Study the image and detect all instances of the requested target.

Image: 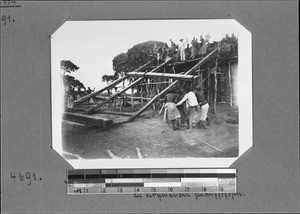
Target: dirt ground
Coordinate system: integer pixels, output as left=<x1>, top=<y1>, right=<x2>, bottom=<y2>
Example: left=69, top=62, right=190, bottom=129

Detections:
left=61, top=104, right=239, bottom=160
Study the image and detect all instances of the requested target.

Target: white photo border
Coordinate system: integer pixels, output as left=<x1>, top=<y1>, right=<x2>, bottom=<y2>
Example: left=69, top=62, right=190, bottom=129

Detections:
left=51, top=19, right=252, bottom=169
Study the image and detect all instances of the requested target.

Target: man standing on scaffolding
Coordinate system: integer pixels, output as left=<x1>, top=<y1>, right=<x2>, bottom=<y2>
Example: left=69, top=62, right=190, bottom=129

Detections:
left=179, top=38, right=188, bottom=61
left=191, top=37, right=198, bottom=59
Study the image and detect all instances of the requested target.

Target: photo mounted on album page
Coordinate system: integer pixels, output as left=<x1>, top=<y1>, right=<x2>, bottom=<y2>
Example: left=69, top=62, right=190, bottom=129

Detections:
left=51, top=19, right=252, bottom=169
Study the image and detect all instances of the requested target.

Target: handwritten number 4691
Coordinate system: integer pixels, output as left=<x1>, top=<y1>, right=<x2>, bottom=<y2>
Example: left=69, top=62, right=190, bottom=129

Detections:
left=11, top=171, right=38, bottom=185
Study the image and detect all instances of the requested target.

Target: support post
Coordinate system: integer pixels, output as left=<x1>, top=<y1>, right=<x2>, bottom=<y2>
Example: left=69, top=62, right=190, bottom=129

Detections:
left=131, top=87, right=134, bottom=110
left=198, top=65, right=201, bottom=86
left=119, top=96, right=123, bottom=112
left=207, top=67, right=210, bottom=104
left=214, top=59, right=218, bottom=113
left=146, top=79, right=150, bottom=98
left=140, top=85, right=143, bottom=103
left=228, top=61, right=233, bottom=107
left=156, top=78, right=160, bottom=95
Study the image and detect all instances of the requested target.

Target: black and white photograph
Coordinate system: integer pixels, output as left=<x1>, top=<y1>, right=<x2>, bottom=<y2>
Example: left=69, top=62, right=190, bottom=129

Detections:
left=2, top=1, right=298, bottom=213
left=51, top=19, right=252, bottom=168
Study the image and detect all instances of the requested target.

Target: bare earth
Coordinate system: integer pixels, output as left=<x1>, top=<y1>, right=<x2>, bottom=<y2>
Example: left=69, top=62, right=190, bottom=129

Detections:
left=62, top=105, right=239, bottom=159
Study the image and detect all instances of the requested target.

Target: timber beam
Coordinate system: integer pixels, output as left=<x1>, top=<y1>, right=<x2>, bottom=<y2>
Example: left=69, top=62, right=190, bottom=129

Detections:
left=126, top=72, right=196, bottom=81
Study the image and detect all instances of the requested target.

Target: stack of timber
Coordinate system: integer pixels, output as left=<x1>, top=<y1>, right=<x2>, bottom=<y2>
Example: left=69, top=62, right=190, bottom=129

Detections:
left=63, top=112, right=113, bottom=128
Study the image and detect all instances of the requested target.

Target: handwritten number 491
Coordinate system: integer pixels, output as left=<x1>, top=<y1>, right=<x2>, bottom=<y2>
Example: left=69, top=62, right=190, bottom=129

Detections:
left=11, top=171, right=37, bottom=185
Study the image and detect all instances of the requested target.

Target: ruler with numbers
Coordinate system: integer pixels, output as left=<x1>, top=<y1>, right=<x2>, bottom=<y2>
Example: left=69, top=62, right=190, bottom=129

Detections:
left=67, top=169, right=236, bottom=194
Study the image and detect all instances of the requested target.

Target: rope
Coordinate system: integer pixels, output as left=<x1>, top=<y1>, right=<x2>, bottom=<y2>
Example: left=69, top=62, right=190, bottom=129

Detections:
left=185, top=132, right=223, bottom=153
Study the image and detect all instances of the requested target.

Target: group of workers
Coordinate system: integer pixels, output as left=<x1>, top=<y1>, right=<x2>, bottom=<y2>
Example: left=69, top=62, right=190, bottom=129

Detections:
left=153, top=35, right=209, bottom=64
left=163, top=85, right=209, bottom=131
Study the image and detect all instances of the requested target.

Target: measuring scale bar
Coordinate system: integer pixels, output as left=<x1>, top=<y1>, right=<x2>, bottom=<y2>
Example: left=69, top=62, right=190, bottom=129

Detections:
left=67, top=169, right=236, bottom=194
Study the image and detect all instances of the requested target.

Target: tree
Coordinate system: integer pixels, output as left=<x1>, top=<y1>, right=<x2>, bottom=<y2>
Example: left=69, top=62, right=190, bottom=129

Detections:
left=63, top=75, right=86, bottom=91
left=102, top=74, right=118, bottom=84
left=60, top=60, right=86, bottom=96
left=112, top=53, right=131, bottom=77
left=60, top=60, right=80, bottom=74
left=112, top=40, right=167, bottom=77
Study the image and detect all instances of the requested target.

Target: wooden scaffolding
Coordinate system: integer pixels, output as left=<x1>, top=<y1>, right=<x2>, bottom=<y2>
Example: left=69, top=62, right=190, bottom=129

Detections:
left=66, top=47, right=225, bottom=126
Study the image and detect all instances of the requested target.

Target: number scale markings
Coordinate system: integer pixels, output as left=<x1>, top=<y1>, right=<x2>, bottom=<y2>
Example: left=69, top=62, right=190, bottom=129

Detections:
left=67, top=169, right=236, bottom=194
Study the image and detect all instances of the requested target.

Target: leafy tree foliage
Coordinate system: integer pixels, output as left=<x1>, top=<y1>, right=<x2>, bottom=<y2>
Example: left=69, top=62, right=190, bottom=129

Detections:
left=60, top=60, right=86, bottom=94
left=112, top=53, right=130, bottom=77
left=112, top=41, right=167, bottom=77
left=60, top=60, right=80, bottom=73
left=63, top=75, right=86, bottom=91
left=102, top=74, right=118, bottom=84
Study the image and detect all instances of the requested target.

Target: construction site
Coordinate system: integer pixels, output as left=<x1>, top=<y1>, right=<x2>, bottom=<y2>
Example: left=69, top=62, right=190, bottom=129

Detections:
left=61, top=41, right=239, bottom=160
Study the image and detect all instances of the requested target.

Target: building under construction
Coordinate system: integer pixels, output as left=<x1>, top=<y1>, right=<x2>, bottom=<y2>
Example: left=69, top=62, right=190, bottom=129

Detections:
left=63, top=42, right=238, bottom=128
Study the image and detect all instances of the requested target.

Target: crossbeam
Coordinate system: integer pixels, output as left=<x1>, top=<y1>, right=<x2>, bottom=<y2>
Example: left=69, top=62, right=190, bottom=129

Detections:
left=126, top=72, right=196, bottom=81
left=128, top=48, right=218, bottom=122
left=84, top=58, right=173, bottom=115
left=73, top=61, right=152, bottom=107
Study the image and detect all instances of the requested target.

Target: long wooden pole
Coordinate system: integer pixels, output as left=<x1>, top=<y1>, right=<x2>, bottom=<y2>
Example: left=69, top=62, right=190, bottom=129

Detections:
left=185, top=132, right=223, bottom=152
left=214, top=59, right=218, bottom=113
left=207, top=67, right=210, bottom=104
left=146, top=79, right=150, bottom=98
left=228, top=61, right=233, bottom=107
left=198, top=65, right=201, bottom=86
left=127, top=72, right=195, bottom=81
left=84, top=58, right=173, bottom=115
left=128, top=48, right=218, bottom=122
left=131, top=87, right=134, bottom=110
left=73, top=61, right=152, bottom=107
left=140, top=85, right=143, bottom=103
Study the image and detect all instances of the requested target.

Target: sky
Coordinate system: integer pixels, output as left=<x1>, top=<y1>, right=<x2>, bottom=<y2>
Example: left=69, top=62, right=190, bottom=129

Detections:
left=51, top=19, right=240, bottom=90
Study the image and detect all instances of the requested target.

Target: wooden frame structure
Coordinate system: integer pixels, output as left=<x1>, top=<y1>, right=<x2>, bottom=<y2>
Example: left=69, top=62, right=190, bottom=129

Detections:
left=128, top=48, right=218, bottom=122
left=67, top=46, right=233, bottom=126
left=83, top=58, right=173, bottom=115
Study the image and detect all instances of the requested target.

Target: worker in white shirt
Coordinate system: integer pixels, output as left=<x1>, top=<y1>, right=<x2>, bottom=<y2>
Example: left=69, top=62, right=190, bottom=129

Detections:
left=176, top=86, right=200, bottom=130
left=179, top=38, right=188, bottom=61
